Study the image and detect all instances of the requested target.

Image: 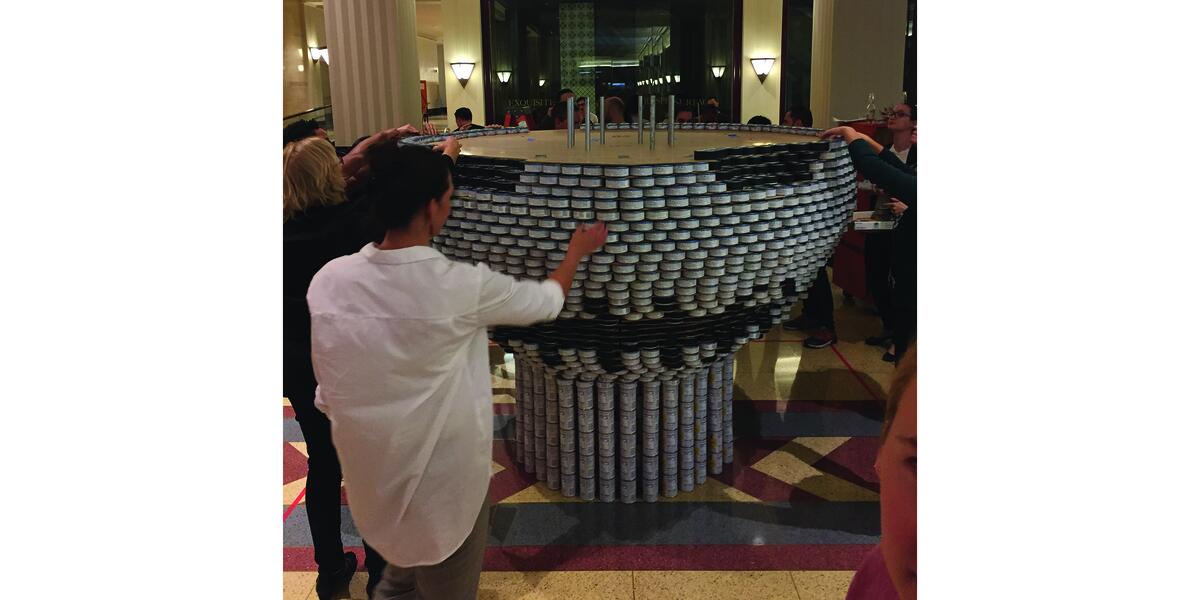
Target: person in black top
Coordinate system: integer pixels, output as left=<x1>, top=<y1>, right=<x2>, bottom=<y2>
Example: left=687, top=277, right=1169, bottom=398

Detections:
left=453, top=107, right=485, bottom=131
left=284, top=133, right=462, bottom=599
left=864, top=103, right=917, bottom=360
left=783, top=105, right=814, bottom=128
left=821, top=125, right=917, bottom=362
left=747, top=115, right=772, bottom=125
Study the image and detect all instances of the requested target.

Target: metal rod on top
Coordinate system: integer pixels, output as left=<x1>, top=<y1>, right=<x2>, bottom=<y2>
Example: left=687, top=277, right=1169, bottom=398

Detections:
left=668, top=94, right=675, bottom=147
left=584, top=96, right=592, bottom=151
left=567, top=95, right=575, bottom=148
left=637, top=96, right=644, bottom=144
left=649, top=95, right=656, bottom=150
left=599, top=95, right=605, bottom=144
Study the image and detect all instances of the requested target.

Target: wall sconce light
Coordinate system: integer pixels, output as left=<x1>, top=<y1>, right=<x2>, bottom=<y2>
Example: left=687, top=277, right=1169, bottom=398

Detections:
left=673, top=74, right=681, bottom=83
left=750, top=57, right=775, bottom=82
left=538, top=78, right=546, bottom=87
left=497, top=70, right=512, bottom=84
left=711, top=65, right=726, bottom=78
left=450, top=61, right=475, bottom=84
left=309, top=47, right=329, bottom=64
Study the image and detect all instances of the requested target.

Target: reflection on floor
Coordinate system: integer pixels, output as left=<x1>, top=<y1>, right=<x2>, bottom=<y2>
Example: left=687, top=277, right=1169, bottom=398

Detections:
left=284, top=279, right=894, bottom=599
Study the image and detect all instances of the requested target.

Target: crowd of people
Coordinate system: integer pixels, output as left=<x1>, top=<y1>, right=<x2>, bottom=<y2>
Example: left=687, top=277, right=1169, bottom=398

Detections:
left=282, top=99, right=917, bottom=599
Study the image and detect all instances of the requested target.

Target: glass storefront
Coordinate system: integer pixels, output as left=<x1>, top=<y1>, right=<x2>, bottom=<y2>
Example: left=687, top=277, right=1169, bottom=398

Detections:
left=484, top=0, right=737, bottom=127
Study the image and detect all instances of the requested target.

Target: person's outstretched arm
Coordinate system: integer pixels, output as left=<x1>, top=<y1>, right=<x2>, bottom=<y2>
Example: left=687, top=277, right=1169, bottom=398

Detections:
left=471, top=222, right=608, bottom=327
left=822, top=127, right=916, bottom=206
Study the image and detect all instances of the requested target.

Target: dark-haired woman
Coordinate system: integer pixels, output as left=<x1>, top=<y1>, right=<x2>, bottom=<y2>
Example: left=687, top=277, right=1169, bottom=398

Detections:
left=307, top=140, right=608, bottom=600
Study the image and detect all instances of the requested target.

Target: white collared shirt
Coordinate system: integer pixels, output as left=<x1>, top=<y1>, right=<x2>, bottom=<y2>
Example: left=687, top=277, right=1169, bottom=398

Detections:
left=307, top=244, right=563, bottom=567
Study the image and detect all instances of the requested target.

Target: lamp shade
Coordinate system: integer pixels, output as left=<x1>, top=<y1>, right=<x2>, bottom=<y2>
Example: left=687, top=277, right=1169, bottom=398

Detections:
left=450, top=62, right=475, bottom=82
left=749, top=58, right=775, bottom=78
left=497, top=70, right=512, bottom=83
left=711, top=65, right=726, bottom=78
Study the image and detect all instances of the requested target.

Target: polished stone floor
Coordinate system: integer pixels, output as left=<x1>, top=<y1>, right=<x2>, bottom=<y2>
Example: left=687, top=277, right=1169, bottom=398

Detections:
left=284, top=275, right=895, bottom=599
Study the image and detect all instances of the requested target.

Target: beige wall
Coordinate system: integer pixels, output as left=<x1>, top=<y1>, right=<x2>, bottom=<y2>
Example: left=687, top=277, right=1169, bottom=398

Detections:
left=740, top=0, right=784, bottom=124
left=325, top=0, right=424, bottom=142
left=442, top=0, right=485, bottom=125
left=826, top=0, right=907, bottom=123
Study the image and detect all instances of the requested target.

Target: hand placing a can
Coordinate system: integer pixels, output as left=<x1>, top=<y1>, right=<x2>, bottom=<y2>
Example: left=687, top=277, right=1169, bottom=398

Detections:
left=568, top=221, right=610, bottom=259
left=549, top=222, right=609, bottom=295
left=432, top=136, right=461, bottom=163
left=820, top=126, right=868, bottom=143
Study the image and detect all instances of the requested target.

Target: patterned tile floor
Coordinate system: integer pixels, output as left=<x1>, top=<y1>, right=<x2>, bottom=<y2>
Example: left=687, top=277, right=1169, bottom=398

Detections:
left=284, top=280, right=894, bottom=599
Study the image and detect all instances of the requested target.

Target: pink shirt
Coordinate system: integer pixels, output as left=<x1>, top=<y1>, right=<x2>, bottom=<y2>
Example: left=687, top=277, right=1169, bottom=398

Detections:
left=844, top=544, right=900, bottom=600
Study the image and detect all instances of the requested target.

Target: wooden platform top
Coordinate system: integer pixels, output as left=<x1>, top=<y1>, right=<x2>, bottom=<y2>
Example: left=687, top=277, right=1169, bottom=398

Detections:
left=458, top=128, right=822, bottom=165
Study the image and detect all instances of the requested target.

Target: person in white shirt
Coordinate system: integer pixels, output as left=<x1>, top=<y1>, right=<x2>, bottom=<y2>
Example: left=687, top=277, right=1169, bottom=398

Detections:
left=307, top=138, right=607, bottom=600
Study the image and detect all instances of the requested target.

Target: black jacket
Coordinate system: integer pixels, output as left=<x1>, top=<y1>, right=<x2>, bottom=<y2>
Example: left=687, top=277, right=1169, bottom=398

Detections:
left=849, top=139, right=917, bottom=308
left=283, top=199, right=373, bottom=351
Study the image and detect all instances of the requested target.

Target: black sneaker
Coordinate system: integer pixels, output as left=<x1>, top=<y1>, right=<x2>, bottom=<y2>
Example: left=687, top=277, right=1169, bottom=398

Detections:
left=315, top=552, right=357, bottom=600
left=803, top=329, right=838, bottom=349
left=781, top=315, right=818, bottom=332
left=865, top=332, right=893, bottom=348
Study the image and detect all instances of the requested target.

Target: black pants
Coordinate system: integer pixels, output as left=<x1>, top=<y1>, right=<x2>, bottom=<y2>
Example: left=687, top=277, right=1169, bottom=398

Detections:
left=285, top=345, right=385, bottom=580
left=892, top=307, right=917, bottom=362
left=802, top=264, right=835, bottom=329
left=864, top=233, right=894, bottom=332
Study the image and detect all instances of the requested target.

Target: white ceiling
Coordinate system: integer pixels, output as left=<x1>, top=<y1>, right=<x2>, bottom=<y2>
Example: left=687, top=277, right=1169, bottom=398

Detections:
left=303, top=0, right=443, bottom=43
left=415, top=0, right=443, bottom=42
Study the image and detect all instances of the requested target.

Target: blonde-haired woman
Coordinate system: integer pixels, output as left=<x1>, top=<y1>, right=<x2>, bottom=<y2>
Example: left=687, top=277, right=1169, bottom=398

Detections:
left=284, top=134, right=389, bottom=599
left=284, top=136, right=347, bottom=221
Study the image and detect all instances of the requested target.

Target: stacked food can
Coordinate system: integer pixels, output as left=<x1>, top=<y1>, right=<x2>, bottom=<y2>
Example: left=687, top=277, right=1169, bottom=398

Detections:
left=410, top=124, right=856, bottom=501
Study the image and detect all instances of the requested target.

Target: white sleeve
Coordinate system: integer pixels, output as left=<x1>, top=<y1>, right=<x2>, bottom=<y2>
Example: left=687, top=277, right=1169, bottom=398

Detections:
left=471, top=262, right=564, bottom=327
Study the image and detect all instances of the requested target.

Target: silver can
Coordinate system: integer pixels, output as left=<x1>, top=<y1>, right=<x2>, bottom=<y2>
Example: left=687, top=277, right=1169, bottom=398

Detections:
left=620, top=434, right=638, bottom=458
left=598, top=430, right=616, bottom=456
left=579, top=476, right=596, bottom=501
left=642, top=479, right=659, bottom=502
left=579, top=452, right=596, bottom=478
left=642, top=411, right=660, bottom=434
left=577, top=406, right=595, bottom=433
left=619, top=410, right=638, bottom=434
left=620, top=478, right=637, bottom=504
left=598, top=408, right=615, bottom=433
left=599, top=476, right=617, bottom=502
left=680, top=468, right=695, bottom=491
left=557, top=378, right=576, bottom=407
left=680, top=444, right=695, bottom=471
left=559, top=405, right=576, bottom=430
left=577, top=381, right=595, bottom=410
left=620, top=455, right=638, bottom=478
left=643, top=432, right=660, bottom=455
left=599, top=454, right=616, bottom=479
left=547, top=466, right=561, bottom=489
left=663, top=432, right=679, bottom=454
left=662, top=378, right=680, bottom=408
left=578, top=430, right=595, bottom=455
left=662, top=406, right=679, bottom=430
left=561, top=475, right=577, bottom=497
left=560, top=451, right=576, bottom=475
left=619, top=381, right=638, bottom=411
left=560, top=429, right=576, bottom=453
